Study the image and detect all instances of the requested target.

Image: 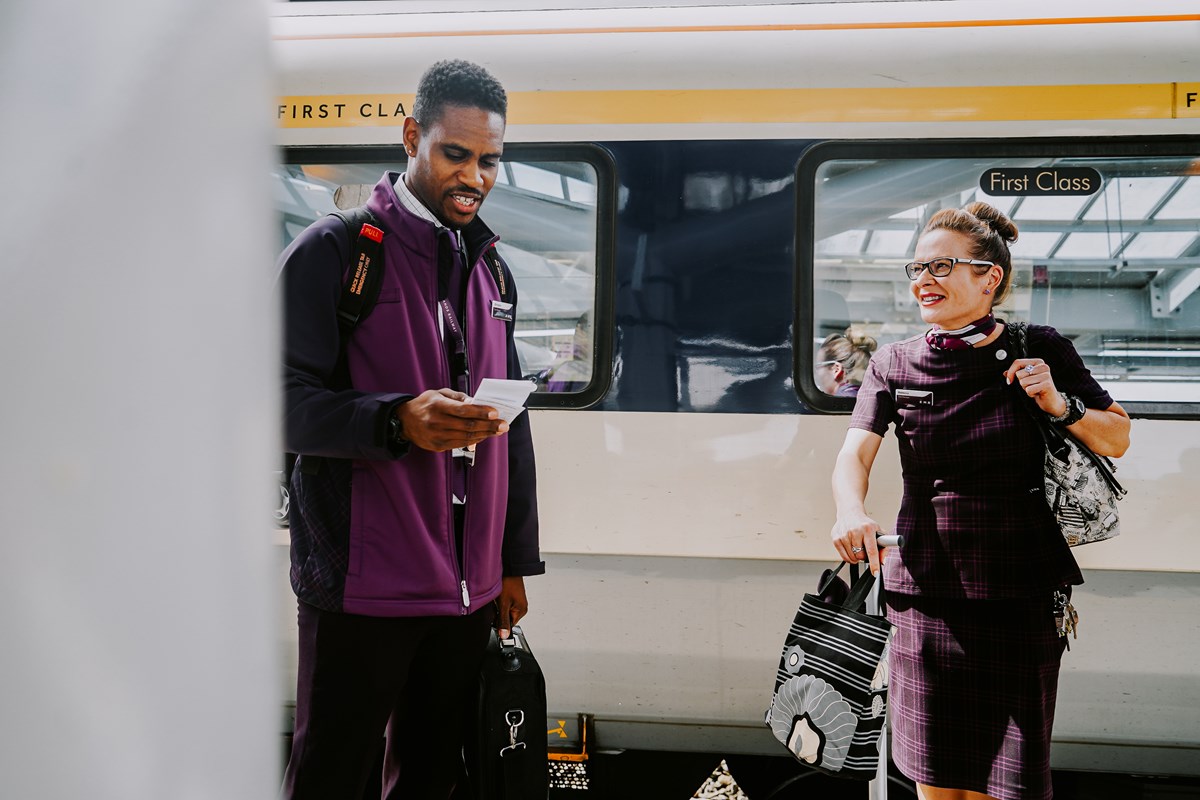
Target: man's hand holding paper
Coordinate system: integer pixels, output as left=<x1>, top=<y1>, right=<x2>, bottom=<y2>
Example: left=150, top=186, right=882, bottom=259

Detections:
left=466, top=378, right=537, bottom=424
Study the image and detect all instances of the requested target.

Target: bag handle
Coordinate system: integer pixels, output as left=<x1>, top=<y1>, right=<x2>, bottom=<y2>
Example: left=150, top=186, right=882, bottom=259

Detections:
left=817, top=532, right=903, bottom=611
left=1009, top=322, right=1126, bottom=497
left=1009, top=322, right=1071, bottom=462
left=818, top=560, right=877, bottom=613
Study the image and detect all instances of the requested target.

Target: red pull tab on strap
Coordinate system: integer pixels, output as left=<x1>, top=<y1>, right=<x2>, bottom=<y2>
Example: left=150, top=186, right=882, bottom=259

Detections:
left=359, top=223, right=384, bottom=243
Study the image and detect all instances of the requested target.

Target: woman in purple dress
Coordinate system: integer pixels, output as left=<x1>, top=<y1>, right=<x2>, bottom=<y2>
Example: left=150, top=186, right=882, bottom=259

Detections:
left=829, top=202, right=1130, bottom=800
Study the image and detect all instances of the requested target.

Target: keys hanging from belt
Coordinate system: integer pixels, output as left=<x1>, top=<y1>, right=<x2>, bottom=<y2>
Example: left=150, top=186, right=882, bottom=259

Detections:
left=1053, top=590, right=1079, bottom=647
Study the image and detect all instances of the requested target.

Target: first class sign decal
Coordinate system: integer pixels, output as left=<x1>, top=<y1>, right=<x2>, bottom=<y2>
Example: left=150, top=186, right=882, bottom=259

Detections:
left=278, top=95, right=413, bottom=128
left=980, top=167, right=1102, bottom=196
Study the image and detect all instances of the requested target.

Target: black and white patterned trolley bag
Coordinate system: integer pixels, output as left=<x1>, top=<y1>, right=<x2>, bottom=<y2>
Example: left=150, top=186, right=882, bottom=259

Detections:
left=765, top=562, right=893, bottom=780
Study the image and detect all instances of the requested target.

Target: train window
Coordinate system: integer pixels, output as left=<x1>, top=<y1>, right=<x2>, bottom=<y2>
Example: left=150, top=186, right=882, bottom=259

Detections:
left=795, top=139, right=1200, bottom=418
left=276, top=146, right=614, bottom=409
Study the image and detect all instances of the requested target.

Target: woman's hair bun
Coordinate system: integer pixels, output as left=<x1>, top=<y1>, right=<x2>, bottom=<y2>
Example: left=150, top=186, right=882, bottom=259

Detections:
left=964, top=201, right=1018, bottom=243
left=844, top=327, right=877, bottom=355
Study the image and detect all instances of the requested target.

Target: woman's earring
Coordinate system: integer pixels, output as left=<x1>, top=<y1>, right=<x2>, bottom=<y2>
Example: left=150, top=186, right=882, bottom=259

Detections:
left=983, top=288, right=992, bottom=295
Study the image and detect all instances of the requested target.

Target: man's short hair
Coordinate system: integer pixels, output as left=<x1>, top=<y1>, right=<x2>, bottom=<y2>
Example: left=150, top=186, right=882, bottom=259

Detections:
left=412, top=60, right=507, bottom=126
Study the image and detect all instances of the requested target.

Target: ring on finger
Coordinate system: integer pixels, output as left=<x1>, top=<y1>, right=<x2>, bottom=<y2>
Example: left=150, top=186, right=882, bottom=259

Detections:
left=851, top=546, right=864, bottom=554
left=1024, top=364, right=1036, bottom=373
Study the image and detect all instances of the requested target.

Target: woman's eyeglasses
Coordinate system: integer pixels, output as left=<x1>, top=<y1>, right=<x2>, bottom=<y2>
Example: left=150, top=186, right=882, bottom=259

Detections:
left=903, top=257, right=997, bottom=281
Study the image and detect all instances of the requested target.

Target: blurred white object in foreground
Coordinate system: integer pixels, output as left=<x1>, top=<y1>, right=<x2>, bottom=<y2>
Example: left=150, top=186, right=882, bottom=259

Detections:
left=0, top=2, right=276, bottom=798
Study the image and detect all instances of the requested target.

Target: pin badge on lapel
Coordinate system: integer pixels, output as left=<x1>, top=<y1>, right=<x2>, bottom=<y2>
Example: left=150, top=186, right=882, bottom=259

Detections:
left=490, top=300, right=514, bottom=322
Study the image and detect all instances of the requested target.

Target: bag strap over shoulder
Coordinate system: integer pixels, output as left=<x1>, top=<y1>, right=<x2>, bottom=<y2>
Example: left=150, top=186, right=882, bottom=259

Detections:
left=292, top=207, right=386, bottom=480
left=1009, top=321, right=1126, bottom=497
left=482, top=245, right=513, bottom=306
left=1009, top=322, right=1069, bottom=460
left=330, top=207, right=386, bottom=337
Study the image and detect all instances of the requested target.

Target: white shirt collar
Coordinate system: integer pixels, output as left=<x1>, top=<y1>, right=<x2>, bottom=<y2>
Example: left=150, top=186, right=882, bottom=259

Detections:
left=394, top=173, right=445, bottom=230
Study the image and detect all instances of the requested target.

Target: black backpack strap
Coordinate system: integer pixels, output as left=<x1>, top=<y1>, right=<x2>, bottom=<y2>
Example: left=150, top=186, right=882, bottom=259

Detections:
left=294, top=208, right=387, bottom=480
left=481, top=245, right=513, bottom=305
left=330, top=207, right=386, bottom=337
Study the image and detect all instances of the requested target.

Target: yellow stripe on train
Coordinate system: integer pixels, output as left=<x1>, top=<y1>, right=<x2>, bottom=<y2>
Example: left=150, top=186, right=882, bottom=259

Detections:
left=278, top=83, right=1192, bottom=129
left=1177, top=84, right=1200, bottom=118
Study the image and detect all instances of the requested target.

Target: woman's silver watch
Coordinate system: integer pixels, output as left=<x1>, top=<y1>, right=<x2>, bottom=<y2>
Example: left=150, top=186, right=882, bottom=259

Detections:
left=1048, top=392, right=1086, bottom=426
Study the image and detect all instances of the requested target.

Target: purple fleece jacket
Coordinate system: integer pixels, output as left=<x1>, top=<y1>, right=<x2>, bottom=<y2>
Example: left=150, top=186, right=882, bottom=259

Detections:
left=280, top=173, right=543, bottom=617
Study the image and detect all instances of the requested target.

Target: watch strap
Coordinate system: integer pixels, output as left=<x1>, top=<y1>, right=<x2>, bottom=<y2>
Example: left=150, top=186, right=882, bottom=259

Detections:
left=386, top=406, right=411, bottom=457
left=1048, top=392, right=1085, bottom=426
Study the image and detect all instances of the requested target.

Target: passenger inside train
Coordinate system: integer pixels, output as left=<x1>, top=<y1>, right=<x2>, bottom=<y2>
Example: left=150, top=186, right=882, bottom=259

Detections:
left=814, top=330, right=877, bottom=398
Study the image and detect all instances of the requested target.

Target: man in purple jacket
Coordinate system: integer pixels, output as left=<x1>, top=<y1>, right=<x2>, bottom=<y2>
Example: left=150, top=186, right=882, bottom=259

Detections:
left=278, top=60, right=543, bottom=799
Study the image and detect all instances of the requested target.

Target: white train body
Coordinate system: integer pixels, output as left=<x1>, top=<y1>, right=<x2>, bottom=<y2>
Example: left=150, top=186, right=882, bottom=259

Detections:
left=271, top=1, right=1200, bottom=775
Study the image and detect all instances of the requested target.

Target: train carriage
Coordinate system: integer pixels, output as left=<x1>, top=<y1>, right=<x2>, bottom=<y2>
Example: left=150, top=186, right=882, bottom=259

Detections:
left=271, top=0, right=1200, bottom=782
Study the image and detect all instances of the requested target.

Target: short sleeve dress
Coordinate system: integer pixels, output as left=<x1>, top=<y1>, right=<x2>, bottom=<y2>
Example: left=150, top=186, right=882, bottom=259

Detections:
left=848, top=322, right=1114, bottom=800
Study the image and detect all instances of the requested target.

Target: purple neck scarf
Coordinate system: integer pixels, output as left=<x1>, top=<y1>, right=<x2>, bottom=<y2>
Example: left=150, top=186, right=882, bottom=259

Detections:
left=925, top=314, right=997, bottom=351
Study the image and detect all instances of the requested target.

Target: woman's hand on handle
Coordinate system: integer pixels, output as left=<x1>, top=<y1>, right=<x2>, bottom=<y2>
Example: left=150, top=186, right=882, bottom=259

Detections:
left=831, top=428, right=886, bottom=575
left=831, top=514, right=885, bottom=576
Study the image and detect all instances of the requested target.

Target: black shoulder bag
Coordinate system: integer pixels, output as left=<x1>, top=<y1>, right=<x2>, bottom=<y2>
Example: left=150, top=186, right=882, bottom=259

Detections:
left=466, top=625, right=549, bottom=800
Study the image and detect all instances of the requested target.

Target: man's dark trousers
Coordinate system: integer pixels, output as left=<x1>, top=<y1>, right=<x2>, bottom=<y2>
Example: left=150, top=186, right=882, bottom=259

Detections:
left=281, top=600, right=494, bottom=800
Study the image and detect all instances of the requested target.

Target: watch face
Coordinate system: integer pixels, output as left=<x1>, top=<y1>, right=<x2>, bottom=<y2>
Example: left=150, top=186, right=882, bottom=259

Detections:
left=1062, top=394, right=1086, bottom=425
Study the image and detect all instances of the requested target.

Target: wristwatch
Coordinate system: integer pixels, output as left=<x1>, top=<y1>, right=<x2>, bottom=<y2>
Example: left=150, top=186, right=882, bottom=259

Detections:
left=386, top=413, right=411, bottom=456
left=1048, top=392, right=1086, bottom=426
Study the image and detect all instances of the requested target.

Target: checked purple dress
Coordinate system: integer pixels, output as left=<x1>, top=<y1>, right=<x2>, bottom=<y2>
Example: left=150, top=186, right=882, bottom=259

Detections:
left=849, top=322, right=1113, bottom=800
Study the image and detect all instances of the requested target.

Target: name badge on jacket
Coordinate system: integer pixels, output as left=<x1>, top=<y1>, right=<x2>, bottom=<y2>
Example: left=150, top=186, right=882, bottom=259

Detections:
left=895, top=389, right=933, bottom=408
left=490, top=300, right=514, bottom=322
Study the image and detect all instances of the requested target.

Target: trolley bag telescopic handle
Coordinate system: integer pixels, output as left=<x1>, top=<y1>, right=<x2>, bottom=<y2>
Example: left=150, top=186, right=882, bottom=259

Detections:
left=876, top=534, right=903, bottom=549
left=869, top=533, right=901, bottom=800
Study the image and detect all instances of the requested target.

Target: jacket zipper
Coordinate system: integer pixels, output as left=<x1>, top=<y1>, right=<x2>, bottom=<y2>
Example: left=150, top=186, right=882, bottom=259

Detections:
left=443, top=229, right=500, bottom=615
left=442, top=229, right=473, bottom=615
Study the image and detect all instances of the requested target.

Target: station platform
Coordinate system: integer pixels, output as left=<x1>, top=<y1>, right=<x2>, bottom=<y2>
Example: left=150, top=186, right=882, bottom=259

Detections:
left=559, top=750, right=1200, bottom=800
left=283, top=735, right=1200, bottom=798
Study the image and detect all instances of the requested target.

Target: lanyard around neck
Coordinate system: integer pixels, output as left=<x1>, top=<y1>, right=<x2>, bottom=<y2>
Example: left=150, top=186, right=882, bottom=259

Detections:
left=440, top=231, right=470, bottom=393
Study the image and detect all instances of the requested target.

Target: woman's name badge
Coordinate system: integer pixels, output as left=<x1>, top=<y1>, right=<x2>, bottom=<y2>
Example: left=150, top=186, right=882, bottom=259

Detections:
left=895, top=389, right=933, bottom=408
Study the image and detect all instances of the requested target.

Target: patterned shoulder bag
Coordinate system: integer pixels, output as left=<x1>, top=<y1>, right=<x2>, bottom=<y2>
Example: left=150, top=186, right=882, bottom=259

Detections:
left=1010, top=322, right=1127, bottom=546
